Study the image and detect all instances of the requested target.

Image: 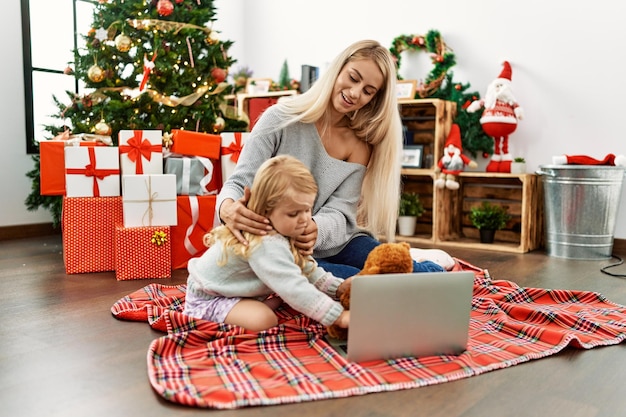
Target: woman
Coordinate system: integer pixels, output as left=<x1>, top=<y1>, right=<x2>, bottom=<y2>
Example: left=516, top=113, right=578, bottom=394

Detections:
left=217, top=39, right=443, bottom=277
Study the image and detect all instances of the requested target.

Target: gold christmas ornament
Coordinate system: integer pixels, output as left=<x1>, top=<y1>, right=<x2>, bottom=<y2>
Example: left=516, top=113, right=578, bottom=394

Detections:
left=94, top=120, right=112, bottom=136
left=206, top=30, right=219, bottom=45
left=88, top=64, right=105, bottom=83
left=115, top=34, right=132, bottom=52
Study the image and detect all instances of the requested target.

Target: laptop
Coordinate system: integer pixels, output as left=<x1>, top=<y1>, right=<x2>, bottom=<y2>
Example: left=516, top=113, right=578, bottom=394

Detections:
left=326, top=271, right=475, bottom=363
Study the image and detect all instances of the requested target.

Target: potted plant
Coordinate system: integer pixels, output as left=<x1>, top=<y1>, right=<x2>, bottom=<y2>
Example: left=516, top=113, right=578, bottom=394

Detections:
left=469, top=201, right=511, bottom=243
left=510, top=157, right=526, bottom=174
left=398, top=192, right=424, bottom=236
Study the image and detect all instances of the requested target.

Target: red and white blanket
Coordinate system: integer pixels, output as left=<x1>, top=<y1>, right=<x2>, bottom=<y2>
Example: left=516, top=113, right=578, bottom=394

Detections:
left=111, top=260, right=626, bottom=409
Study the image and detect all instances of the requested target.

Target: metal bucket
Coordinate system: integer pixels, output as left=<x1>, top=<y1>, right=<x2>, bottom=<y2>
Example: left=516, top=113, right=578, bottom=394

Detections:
left=536, top=165, right=625, bottom=260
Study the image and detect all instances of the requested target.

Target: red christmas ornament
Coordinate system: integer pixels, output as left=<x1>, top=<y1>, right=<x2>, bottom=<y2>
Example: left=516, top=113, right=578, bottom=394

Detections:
left=175, top=0, right=183, bottom=3
left=157, top=0, right=174, bottom=16
left=211, top=67, right=227, bottom=83
left=455, top=84, right=462, bottom=91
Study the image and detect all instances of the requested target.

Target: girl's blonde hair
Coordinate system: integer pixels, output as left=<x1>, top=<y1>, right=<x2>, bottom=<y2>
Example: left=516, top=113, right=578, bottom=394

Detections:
left=207, top=155, right=318, bottom=270
left=267, top=39, right=402, bottom=241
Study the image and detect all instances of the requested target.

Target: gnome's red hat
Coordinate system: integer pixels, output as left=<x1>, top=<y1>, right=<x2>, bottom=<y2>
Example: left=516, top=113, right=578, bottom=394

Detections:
left=445, top=124, right=462, bottom=149
left=497, top=61, right=512, bottom=83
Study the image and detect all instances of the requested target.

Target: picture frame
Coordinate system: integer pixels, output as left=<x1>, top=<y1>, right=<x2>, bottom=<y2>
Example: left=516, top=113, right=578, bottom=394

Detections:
left=246, top=78, right=272, bottom=94
left=396, top=80, right=417, bottom=100
left=402, top=145, right=424, bottom=168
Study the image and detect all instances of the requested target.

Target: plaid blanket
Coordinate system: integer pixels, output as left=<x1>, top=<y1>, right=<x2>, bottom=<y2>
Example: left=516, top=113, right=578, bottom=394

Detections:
left=111, top=259, right=626, bottom=409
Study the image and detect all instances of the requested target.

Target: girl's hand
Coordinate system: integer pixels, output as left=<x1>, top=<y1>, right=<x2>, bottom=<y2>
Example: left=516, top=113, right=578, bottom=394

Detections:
left=334, top=310, right=350, bottom=328
left=295, top=220, right=318, bottom=255
left=219, top=186, right=272, bottom=245
left=336, top=276, right=353, bottom=300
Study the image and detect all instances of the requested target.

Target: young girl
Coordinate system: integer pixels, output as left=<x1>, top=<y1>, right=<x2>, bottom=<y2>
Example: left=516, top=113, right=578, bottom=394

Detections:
left=184, top=155, right=350, bottom=332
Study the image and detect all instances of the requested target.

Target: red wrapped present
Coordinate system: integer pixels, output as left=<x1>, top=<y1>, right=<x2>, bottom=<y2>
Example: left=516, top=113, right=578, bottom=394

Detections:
left=170, top=129, right=221, bottom=159
left=248, top=97, right=280, bottom=130
left=62, top=196, right=123, bottom=274
left=65, top=146, right=120, bottom=197
left=39, top=134, right=111, bottom=196
left=119, top=130, right=163, bottom=175
left=114, top=225, right=172, bottom=280
left=170, top=195, right=216, bottom=269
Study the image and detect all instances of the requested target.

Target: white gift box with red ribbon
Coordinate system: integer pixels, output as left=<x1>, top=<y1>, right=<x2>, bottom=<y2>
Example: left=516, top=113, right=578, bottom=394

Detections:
left=122, top=174, right=178, bottom=227
left=118, top=130, right=163, bottom=176
left=64, top=146, right=121, bottom=197
left=220, top=132, right=250, bottom=182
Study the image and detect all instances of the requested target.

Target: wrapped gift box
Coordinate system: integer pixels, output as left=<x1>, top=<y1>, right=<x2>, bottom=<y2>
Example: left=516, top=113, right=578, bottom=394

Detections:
left=122, top=174, right=177, bottom=227
left=170, top=129, right=221, bottom=160
left=64, top=146, right=120, bottom=197
left=170, top=195, right=216, bottom=269
left=62, top=196, right=123, bottom=274
left=39, top=136, right=110, bottom=196
left=114, top=225, right=172, bottom=280
left=164, top=155, right=219, bottom=196
left=118, top=130, right=163, bottom=175
left=220, top=132, right=249, bottom=182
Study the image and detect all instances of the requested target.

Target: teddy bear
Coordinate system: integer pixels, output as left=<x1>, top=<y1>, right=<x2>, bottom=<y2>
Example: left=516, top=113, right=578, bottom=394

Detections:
left=326, top=241, right=414, bottom=340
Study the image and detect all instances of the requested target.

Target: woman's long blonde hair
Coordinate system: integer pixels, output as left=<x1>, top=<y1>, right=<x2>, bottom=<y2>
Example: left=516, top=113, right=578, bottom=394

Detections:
left=207, top=155, right=318, bottom=271
left=270, top=40, right=402, bottom=241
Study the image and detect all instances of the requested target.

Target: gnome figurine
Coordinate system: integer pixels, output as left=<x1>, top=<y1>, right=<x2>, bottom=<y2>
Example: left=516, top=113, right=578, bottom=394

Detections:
left=467, top=61, right=524, bottom=173
left=434, top=124, right=477, bottom=190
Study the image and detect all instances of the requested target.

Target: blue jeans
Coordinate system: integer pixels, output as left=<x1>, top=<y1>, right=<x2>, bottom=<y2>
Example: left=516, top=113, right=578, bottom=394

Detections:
left=315, top=235, right=444, bottom=279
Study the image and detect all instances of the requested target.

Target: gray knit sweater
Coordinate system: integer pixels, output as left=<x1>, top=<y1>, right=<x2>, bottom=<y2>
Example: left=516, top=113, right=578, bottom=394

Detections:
left=187, top=233, right=344, bottom=326
left=217, top=105, right=371, bottom=258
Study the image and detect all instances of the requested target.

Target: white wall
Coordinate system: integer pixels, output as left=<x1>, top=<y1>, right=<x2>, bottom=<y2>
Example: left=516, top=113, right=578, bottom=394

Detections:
left=1, top=1, right=52, bottom=226
left=7, top=0, right=626, bottom=238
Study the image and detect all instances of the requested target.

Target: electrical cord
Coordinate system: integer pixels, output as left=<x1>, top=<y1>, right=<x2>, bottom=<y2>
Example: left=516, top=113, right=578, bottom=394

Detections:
left=601, top=254, right=626, bottom=277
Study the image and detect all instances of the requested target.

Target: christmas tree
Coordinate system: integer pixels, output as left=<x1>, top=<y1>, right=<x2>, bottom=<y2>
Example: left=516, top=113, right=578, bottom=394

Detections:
left=26, top=0, right=246, bottom=226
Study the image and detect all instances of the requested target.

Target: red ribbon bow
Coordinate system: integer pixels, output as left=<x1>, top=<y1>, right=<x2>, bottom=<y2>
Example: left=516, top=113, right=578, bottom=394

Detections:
left=222, top=132, right=243, bottom=163
left=66, top=147, right=119, bottom=196
left=119, top=130, right=162, bottom=174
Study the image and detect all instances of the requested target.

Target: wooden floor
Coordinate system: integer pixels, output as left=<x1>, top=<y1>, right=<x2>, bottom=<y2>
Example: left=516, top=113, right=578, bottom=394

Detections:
left=2, top=234, right=626, bottom=417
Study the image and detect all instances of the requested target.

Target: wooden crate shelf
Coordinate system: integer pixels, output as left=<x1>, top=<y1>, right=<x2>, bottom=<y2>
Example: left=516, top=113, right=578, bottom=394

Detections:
left=396, top=99, right=544, bottom=254
left=435, top=173, right=543, bottom=253
left=400, top=98, right=456, bottom=168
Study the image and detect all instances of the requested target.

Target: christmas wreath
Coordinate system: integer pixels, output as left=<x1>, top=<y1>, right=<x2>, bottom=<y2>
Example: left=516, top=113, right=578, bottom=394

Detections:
left=389, top=30, right=455, bottom=98
left=389, top=30, right=493, bottom=158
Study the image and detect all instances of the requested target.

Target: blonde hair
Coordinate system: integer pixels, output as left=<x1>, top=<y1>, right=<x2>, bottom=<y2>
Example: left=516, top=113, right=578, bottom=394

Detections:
left=266, top=39, right=402, bottom=241
left=207, top=155, right=318, bottom=270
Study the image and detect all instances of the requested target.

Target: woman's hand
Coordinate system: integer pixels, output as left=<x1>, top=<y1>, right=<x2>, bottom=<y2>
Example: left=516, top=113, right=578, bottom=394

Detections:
left=219, top=186, right=272, bottom=245
left=294, top=220, right=318, bottom=255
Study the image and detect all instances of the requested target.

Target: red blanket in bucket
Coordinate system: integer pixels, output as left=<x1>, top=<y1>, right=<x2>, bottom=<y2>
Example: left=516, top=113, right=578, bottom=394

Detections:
left=111, top=260, right=626, bottom=409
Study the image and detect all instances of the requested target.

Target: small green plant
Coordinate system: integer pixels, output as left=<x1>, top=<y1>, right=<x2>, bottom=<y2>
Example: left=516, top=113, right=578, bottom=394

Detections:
left=513, top=157, right=526, bottom=163
left=399, top=192, right=424, bottom=217
left=469, top=201, right=511, bottom=230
